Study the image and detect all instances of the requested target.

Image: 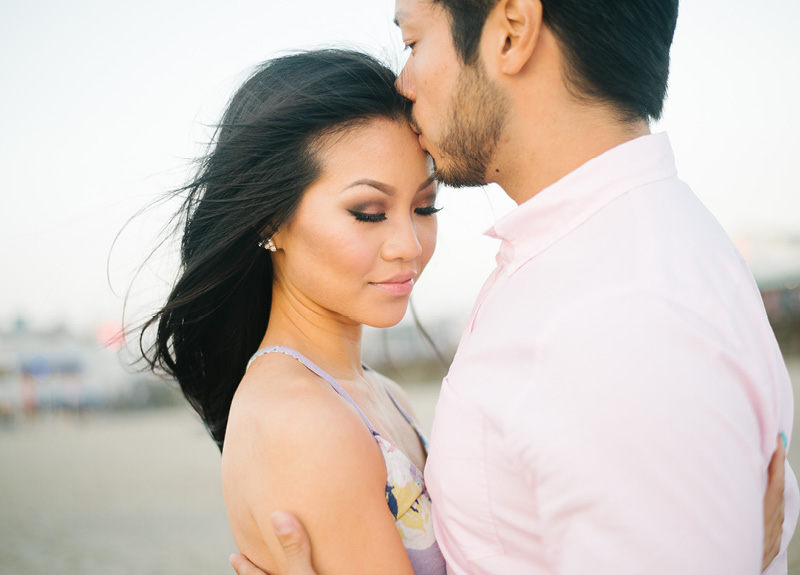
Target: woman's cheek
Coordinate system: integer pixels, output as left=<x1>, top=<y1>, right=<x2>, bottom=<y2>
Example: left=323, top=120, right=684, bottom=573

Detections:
left=420, top=220, right=438, bottom=269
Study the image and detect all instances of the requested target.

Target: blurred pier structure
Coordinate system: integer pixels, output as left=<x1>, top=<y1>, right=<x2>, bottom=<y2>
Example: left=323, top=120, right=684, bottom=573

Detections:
left=738, top=235, right=800, bottom=355
left=0, top=320, right=173, bottom=422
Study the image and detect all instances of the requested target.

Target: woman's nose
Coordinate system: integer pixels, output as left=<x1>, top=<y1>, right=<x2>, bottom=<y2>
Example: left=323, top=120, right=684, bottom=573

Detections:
left=381, top=218, right=423, bottom=262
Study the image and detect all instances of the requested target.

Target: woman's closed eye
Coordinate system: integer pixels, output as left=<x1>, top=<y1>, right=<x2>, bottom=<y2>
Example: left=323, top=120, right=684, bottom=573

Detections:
left=415, top=205, right=442, bottom=217
left=348, top=205, right=441, bottom=223
left=348, top=210, right=387, bottom=223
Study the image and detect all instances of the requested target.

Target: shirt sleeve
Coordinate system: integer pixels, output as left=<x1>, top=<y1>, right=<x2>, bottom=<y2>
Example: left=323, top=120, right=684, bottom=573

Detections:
left=505, top=290, right=771, bottom=574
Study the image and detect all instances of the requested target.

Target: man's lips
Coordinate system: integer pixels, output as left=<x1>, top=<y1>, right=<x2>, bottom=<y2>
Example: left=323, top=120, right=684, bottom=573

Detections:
left=408, top=119, right=426, bottom=150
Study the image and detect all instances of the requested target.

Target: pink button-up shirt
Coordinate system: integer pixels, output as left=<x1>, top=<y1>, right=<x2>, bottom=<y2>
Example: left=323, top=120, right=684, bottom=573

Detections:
left=425, top=133, right=798, bottom=574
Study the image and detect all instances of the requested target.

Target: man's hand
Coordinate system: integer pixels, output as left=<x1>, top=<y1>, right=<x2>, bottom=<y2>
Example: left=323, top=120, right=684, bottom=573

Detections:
left=230, top=511, right=318, bottom=575
left=762, top=433, right=786, bottom=572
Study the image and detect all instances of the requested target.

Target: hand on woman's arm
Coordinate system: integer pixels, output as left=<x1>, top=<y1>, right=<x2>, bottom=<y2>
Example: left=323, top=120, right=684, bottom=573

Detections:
left=230, top=512, right=316, bottom=575
left=762, top=434, right=786, bottom=572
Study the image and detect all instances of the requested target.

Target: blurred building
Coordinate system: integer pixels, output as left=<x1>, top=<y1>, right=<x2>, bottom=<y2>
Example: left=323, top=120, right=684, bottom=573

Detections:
left=0, top=320, right=168, bottom=419
left=737, top=235, right=800, bottom=354
left=362, top=315, right=461, bottom=385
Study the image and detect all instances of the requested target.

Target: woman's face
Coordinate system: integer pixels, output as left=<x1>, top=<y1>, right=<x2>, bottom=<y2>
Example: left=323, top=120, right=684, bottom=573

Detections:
left=272, top=118, right=438, bottom=328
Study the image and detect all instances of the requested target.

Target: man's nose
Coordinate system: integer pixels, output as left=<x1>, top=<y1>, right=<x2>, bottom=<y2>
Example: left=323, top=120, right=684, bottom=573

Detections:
left=395, top=64, right=416, bottom=102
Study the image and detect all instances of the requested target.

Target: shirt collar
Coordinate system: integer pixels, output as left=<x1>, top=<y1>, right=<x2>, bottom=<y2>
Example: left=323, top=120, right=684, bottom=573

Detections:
left=485, top=132, right=678, bottom=274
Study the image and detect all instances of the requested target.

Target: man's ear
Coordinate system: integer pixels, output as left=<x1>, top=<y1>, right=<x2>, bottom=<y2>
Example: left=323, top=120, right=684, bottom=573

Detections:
left=484, top=0, right=543, bottom=76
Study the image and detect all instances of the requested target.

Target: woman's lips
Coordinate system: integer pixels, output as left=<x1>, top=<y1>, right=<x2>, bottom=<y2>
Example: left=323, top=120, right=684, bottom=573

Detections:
left=369, top=276, right=415, bottom=296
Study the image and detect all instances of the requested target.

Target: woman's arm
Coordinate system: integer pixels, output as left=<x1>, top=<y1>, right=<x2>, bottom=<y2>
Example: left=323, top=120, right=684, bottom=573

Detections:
left=223, top=367, right=415, bottom=575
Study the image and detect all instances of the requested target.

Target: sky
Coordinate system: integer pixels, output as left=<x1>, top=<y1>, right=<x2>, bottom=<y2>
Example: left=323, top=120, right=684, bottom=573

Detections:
left=1, top=0, right=799, bottom=334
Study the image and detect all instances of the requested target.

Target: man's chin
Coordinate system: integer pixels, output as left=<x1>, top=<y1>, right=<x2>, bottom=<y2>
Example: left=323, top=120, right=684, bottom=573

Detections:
left=435, top=171, right=487, bottom=188
left=434, top=158, right=488, bottom=188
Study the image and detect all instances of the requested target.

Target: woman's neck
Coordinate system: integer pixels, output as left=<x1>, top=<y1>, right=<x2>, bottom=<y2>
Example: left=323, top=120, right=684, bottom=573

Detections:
left=259, top=287, right=365, bottom=381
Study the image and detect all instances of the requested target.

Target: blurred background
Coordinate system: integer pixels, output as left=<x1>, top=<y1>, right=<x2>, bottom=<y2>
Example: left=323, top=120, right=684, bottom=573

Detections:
left=1, top=0, right=799, bottom=573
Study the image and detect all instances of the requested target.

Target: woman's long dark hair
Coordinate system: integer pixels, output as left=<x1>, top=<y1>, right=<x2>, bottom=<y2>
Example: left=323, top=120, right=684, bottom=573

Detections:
left=140, top=50, right=410, bottom=451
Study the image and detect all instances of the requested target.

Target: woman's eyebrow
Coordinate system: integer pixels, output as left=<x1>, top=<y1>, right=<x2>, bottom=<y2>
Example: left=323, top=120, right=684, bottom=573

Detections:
left=393, top=11, right=407, bottom=28
left=342, top=176, right=434, bottom=195
left=417, top=176, right=435, bottom=192
left=342, top=179, right=395, bottom=195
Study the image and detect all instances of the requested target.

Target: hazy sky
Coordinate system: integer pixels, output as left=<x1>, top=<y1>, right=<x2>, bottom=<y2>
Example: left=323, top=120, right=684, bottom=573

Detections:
left=2, top=0, right=799, bottom=332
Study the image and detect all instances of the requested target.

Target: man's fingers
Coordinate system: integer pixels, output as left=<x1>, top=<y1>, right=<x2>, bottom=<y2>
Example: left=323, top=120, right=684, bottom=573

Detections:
left=765, top=435, right=786, bottom=513
left=768, top=434, right=786, bottom=487
left=765, top=435, right=786, bottom=507
left=762, top=433, right=787, bottom=571
left=272, top=511, right=318, bottom=575
left=228, top=512, right=317, bottom=575
left=230, top=553, right=271, bottom=575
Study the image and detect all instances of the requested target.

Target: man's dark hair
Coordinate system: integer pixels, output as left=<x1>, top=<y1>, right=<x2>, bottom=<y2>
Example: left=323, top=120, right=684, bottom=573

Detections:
left=431, top=0, right=679, bottom=122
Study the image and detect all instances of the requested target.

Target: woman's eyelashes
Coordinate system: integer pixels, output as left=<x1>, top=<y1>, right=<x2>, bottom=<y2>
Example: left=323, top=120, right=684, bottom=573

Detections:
left=415, top=205, right=442, bottom=216
left=347, top=205, right=441, bottom=223
left=348, top=210, right=387, bottom=223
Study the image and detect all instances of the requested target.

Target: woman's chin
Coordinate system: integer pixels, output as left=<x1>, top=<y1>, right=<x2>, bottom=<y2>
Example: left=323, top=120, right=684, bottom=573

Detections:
left=362, top=311, right=409, bottom=330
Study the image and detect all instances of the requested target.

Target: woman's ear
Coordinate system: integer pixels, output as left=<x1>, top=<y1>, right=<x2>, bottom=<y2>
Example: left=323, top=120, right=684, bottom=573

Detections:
left=485, top=0, right=543, bottom=76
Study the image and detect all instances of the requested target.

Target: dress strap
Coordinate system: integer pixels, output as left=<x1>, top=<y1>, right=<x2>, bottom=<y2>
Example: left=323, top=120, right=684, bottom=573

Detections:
left=384, top=387, right=415, bottom=428
left=384, top=386, right=429, bottom=453
left=247, top=345, right=378, bottom=434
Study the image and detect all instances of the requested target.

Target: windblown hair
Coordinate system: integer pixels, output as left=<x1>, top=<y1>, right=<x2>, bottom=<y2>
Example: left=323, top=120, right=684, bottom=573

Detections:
left=140, top=50, right=410, bottom=451
left=431, top=0, right=679, bottom=122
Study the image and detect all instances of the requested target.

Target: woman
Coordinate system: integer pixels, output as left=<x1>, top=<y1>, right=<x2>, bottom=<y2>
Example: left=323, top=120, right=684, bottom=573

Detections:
left=141, top=50, right=445, bottom=574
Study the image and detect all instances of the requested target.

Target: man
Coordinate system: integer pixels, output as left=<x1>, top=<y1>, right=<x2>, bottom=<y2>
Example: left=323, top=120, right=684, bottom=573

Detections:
left=234, top=0, right=797, bottom=572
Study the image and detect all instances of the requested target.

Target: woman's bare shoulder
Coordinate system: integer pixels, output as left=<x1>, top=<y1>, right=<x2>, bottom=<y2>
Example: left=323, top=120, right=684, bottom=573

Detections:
left=221, top=354, right=413, bottom=575
left=225, top=353, right=380, bottom=469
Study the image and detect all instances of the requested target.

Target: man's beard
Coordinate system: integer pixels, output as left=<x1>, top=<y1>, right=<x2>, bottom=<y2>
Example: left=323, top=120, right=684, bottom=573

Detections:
left=429, top=60, right=509, bottom=188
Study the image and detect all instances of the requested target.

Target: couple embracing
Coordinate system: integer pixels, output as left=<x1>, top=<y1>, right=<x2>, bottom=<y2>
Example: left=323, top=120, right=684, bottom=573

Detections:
left=143, top=0, right=798, bottom=573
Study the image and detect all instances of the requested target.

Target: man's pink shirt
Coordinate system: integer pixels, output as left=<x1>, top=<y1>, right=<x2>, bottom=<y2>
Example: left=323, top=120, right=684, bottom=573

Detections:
left=424, top=133, right=798, bottom=574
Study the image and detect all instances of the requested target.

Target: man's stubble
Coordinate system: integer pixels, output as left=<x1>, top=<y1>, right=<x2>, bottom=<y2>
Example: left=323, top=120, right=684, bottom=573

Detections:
left=427, top=59, right=510, bottom=188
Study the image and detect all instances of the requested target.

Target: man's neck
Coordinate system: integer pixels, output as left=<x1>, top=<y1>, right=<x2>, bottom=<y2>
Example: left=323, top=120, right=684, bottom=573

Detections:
left=490, top=104, right=651, bottom=205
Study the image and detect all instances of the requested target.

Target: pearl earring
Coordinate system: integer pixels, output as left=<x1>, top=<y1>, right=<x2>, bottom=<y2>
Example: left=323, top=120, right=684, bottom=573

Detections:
left=258, top=238, right=277, bottom=252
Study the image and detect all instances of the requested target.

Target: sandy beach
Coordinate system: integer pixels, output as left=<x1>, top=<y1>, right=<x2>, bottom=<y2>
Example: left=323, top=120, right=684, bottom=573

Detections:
left=1, top=368, right=798, bottom=574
